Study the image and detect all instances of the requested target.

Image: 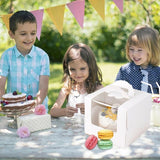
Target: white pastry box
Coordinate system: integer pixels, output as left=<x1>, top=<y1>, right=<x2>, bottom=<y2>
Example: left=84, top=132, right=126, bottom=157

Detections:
left=85, top=81, right=152, bottom=147
left=17, top=113, right=51, bottom=132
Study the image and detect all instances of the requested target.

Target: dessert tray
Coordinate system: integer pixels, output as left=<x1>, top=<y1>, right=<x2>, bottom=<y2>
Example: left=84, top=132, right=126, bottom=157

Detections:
left=0, top=100, right=35, bottom=128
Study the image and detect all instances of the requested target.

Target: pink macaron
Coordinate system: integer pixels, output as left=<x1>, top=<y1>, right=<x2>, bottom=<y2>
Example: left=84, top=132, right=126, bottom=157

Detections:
left=85, top=135, right=98, bottom=150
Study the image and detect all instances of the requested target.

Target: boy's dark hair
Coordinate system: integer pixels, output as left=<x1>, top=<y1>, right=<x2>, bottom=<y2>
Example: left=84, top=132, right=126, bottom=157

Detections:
left=9, top=10, right=37, bottom=33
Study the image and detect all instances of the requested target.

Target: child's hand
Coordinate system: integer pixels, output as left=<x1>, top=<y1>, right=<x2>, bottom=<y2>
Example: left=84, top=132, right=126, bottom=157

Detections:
left=76, top=103, right=85, bottom=114
left=65, top=106, right=78, bottom=117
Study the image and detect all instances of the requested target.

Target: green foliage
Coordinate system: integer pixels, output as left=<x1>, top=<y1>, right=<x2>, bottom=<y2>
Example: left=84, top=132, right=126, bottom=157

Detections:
left=91, top=25, right=127, bottom=62
left=90, top=14, right=130, bottom=62
left=0, top=0, right=14, bottom=13
left=1, top=0, right=160, bottom=63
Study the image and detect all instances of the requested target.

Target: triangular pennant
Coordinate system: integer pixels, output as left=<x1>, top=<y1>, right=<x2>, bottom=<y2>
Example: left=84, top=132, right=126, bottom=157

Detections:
left=46, top=5, right=65, bottom=35
left=113, top=0, right=123, bottom=13
left=31, top=9, right=44, bottom=40
left=67, top=0, right=85, bottom=28
left=88, top=0, right=105, bottom=21
left=1, top=13, right=13, bottom=30
left=138, top=0, right=142, bottom=3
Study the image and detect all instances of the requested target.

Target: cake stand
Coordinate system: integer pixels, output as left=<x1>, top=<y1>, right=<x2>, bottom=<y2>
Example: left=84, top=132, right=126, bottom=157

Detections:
left=0, top=101, right=35, bottom=129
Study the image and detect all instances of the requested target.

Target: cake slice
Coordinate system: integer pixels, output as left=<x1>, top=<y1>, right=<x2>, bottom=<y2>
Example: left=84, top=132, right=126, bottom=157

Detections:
left=2, top=92, right=26, bottom=103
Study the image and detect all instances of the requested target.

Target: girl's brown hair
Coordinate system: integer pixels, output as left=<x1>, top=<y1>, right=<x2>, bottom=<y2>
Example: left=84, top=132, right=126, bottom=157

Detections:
left=62, top=43, right=102, bottom=94
left=126, top=25, right=160, bottom=66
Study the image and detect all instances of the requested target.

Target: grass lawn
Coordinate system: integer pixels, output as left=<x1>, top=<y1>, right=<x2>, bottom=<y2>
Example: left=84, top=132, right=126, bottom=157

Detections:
left=48, top=62, right=125, bottom=111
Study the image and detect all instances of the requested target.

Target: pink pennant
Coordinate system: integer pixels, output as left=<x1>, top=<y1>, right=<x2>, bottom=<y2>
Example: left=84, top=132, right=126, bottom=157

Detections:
left=113, top=0, right=123, bottom=13
left=67, top=0, right=85, bottom=28
left=31, top=9, right=44, bottom=40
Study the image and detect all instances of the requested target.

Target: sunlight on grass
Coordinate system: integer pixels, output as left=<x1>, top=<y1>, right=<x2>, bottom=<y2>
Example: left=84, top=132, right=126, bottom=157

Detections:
left=48, top=62, right=125, bottom=111
left=98, top=62, right=125, bottom=85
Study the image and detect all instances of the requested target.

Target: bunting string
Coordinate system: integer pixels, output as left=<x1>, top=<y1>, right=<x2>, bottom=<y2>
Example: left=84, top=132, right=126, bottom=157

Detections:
left=0, top=0, right=124, bottom=38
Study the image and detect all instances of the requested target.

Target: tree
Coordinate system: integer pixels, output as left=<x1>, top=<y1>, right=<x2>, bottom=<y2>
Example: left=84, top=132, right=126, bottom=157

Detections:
left=1, top=0, right=160, bottom=62
left=0, top=0, right=14, bottom=14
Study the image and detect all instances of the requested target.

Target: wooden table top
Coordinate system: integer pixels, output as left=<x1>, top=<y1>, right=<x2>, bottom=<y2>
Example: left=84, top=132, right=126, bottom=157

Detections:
left=0, top=116, right=160, bottom=160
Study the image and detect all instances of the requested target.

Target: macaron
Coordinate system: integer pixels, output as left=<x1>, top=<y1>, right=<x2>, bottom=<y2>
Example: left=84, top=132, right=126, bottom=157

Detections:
left=98, top=139, right=113, bottom=150
left=98, top=129, right=113, bottom=140
left=85, top=135, right=98, bottom=150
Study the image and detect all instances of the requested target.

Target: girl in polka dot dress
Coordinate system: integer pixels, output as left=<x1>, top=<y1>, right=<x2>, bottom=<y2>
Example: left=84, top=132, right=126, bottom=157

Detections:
left=116, top=25, right=160, bottom=94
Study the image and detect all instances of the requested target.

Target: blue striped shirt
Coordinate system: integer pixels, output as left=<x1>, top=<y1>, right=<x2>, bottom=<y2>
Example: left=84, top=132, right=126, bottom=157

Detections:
left=115, top=62, right=160, bottom=94
left=0, top=45, right=50, bottom=111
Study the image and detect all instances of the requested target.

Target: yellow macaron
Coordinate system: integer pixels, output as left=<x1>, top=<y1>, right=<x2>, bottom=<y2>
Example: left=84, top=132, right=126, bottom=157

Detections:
left=98, top=129, right=114, bottom=140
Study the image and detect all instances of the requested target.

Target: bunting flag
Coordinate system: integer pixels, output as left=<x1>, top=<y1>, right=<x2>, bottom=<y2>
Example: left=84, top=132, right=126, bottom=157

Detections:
left=0, top=0, right=144, bottom=36
left=67, top=0, right=85, bottom=28
left=138, top=0, right=142, bottom=3
left=31, top=9, right=44, bottom=40
left=46, top=5, right=65, bottom=35
left=1, top=13, right=13, bottom=30
left=88, top=0, right=105, bottom=21
left=113, top=0, right=123, bottom=13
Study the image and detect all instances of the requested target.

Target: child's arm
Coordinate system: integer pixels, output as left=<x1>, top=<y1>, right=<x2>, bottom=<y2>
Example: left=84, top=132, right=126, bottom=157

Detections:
left=0, top=76, right=6, bottom=99
left=35, top=75, right=49, bottom=105
left=50, top=88, right=78, bottom=117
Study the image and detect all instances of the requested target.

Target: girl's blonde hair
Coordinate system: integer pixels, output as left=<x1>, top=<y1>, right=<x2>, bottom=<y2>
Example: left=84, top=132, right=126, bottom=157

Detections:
left=126, top=25, right=160, bottom=66
left=62, top=43, right=102, bottom=94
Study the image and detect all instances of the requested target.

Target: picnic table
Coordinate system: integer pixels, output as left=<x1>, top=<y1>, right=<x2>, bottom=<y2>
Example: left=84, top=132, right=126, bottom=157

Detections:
left=0, top=116, right=160, bottom=160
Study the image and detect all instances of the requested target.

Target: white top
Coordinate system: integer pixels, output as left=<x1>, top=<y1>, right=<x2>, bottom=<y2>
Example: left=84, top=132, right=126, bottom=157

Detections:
left=67, top=89, right=88, bottom=108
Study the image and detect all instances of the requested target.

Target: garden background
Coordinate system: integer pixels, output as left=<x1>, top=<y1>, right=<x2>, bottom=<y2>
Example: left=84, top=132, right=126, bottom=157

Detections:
left=0, top=0, right=160, bottom=111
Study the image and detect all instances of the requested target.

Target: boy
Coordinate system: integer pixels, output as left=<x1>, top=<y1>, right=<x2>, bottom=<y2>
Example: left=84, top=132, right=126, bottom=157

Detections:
left=0, top=10, right=50, bottom=112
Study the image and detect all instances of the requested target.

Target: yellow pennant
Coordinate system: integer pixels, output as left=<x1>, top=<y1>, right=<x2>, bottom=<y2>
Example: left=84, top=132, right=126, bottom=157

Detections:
left=88, top=0, right=105, bottom=21
left=46, top=5, right=65, bottom=35
left=1, top=13, right=13, bottom=30
left=138, top=0, right=142, bottom=3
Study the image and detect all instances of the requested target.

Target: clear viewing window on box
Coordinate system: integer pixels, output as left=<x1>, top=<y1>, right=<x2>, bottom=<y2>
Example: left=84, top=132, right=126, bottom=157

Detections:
left=91, top=91, right=129, bottom=132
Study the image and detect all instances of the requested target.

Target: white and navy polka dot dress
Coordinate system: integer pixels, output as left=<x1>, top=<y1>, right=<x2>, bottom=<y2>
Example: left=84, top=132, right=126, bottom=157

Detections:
left=116, top=62, right=160, bottom=94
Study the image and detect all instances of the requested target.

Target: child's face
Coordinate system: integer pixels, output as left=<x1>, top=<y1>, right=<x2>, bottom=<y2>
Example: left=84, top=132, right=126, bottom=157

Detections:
left=68, top=57, right=89, bottom=83
left=9, top=22, right=37, bottom=55
left=129, top=45, right=148, bottom=68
